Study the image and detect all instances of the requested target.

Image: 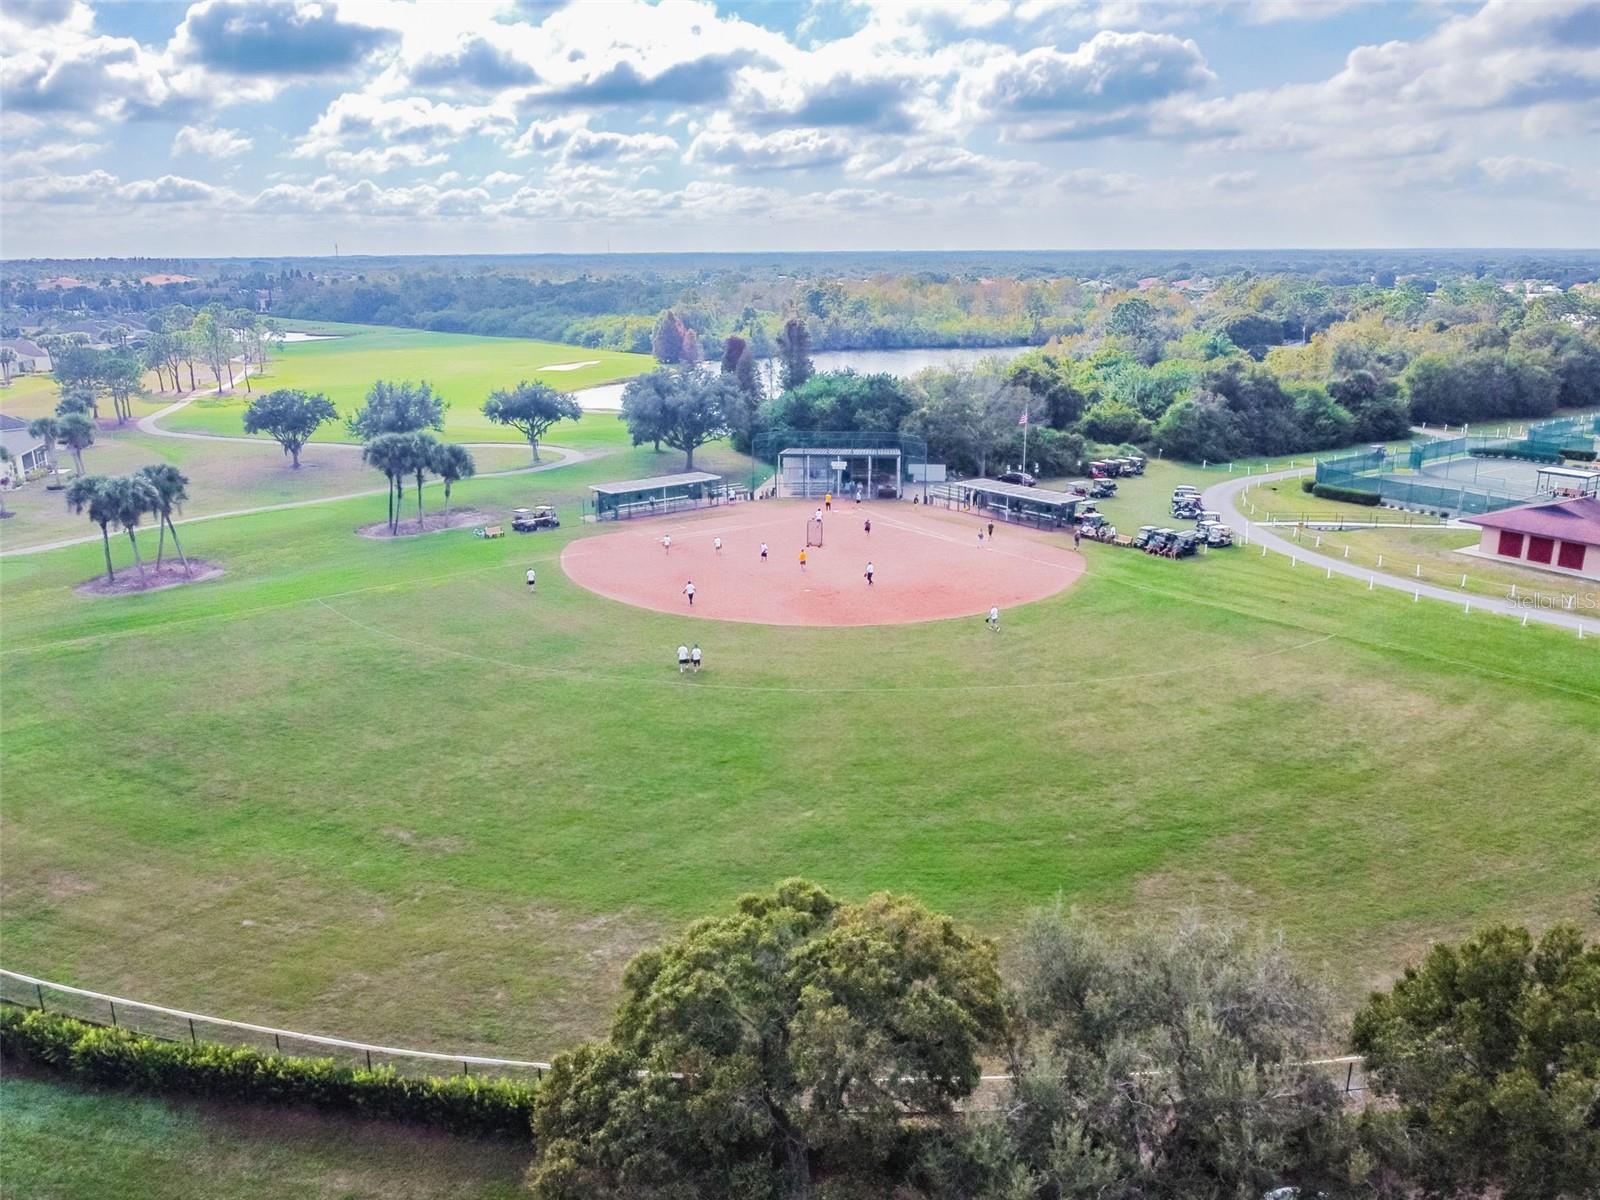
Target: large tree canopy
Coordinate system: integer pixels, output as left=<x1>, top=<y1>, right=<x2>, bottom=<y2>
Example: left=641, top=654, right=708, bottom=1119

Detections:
left=618, top=369, right=737, bottom=470
left=481, top=380, right=582, bottom=462
left=528, top=879, right=1004, bottom=1200
left=1352, top=924, right=1600, bottom=1200
left=347, top=379, right=447, bottom=440
left=242, top=389, right=339, bottom=467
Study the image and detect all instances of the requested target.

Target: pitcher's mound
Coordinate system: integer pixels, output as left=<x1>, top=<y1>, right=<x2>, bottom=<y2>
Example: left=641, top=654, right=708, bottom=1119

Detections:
left=560, top=501, right=1085, bottom=627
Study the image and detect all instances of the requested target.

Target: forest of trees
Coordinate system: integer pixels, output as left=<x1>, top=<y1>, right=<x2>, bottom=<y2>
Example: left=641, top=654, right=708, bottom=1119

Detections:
left=614, top=273, right=1600, bottom=474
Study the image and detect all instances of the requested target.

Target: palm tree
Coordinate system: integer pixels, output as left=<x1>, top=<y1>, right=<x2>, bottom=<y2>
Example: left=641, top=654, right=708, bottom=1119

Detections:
left=104, top=474, right=160, bottom=579
left=430, top=442, right=476, bottom=514
left=27, top=416, right=61, bottom=476
left=407, top=432, right=439, bottom=529
left=57, top=412, right=95, bottom=476
left=137, top=464, right=191, bottom=574
left=0, top=347, right=15, bottom=386
left=362, top=432, right=413, bottom=534
left=66, top=475, right=118, bottom=583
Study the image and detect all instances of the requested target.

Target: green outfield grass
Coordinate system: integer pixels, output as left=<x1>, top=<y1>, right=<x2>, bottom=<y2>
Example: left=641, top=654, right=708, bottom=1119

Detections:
left=0, top=1072, right=526, bottom=1200
left=159, top=323, right=654, bottom=448
left=3, top=452, right=1595, bottom=1062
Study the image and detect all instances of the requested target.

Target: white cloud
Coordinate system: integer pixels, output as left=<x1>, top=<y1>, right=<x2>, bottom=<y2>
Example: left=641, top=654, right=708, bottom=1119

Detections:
left=687, top=127, right=852, bottom=172
left=172, top=123, right=252, bottom=158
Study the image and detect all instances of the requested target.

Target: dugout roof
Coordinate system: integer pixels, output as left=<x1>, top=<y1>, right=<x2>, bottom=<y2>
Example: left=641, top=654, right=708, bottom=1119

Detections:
left=957, top=478, right=1083, bottom=509
left=589, top=471, right=721, bottom=495
left=778, top=446, right=902, bottom=458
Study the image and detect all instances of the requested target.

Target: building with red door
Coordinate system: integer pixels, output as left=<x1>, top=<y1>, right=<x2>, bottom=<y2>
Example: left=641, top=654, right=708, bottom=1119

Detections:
left=1461, top=496, right=1600, bottom=581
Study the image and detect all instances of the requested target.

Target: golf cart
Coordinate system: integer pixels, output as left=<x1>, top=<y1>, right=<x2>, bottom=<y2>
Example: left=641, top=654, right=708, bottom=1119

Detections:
left=997, top=470, right=1036, bottom=486
left=1078, top=511, right=1110, bottom=534
left=1089, top=460, right=1117, bottom=478
left=1172, top=484, right=1200, bottom=501
left=1088, top=478, right=1117, bottom=497
left=1122, top=455, right=1147, bottom=475
left=1171, top=500, right=1204, bottom=520
left=1144, top=528, right=1176, bottom=554
left=1168, top=531, right=1200, bottom=558
left=1198, top=521, right=1233, bottom=547
left=1130, top=525, right=1159, bottom=550
left=511, top=505, right=560, bottom=532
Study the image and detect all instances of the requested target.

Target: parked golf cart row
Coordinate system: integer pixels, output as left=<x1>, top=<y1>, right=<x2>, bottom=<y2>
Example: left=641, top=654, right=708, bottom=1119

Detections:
left=1130, top=526, right=1201, bottom=556
left=1091, top=456, right=1146, bottom=478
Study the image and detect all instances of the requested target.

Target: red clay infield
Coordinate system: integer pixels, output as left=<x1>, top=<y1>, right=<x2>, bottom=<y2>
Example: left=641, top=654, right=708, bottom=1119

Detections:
left=560, top=500, right=1086, bottom=627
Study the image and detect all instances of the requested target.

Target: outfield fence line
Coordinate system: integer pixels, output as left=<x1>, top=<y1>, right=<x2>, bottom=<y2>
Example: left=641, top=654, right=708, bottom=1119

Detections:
left=0, top=968, right=1372, bottom=1102
left=0, top=968, right=552, bottom=1080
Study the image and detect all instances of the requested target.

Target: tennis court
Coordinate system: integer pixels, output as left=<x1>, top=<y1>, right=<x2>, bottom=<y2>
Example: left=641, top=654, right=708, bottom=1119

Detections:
left=1417, top=455, right=1546, bottom=494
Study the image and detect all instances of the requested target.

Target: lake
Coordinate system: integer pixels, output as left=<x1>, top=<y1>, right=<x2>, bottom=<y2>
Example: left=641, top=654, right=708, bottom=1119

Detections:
left=572, top=344, right=1034, bottom=411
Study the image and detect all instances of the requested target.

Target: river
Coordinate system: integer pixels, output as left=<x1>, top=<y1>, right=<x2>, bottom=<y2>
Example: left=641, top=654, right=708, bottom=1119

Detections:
left=571, top=344, right=1033, bottom=411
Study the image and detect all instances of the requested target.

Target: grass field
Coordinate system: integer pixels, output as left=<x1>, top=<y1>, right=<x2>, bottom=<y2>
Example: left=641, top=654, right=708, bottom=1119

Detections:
left=158, top=323, right=654, bottom=448
left=3, top=452, right=1595, bottom=1062
left=0, top=1071, right=527, bottom=1200
left=0, top=431, right=538, bottom=552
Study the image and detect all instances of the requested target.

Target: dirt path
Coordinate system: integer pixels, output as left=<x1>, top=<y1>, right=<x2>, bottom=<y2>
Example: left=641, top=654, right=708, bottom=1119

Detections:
left=1204, top=469, right=1600, bottom=636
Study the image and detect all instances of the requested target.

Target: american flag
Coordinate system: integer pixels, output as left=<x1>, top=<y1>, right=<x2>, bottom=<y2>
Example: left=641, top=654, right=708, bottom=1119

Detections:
left=1018, top=408, right=1029, bottom=427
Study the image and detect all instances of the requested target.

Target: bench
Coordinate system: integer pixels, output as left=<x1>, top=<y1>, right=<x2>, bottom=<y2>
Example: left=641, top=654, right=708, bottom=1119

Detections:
left=482, top=525, right=504, bottom=539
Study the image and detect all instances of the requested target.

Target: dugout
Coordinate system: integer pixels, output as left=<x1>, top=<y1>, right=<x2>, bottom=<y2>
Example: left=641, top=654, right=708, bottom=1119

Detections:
left=751, top=430, right=929, bottom=501
left=932, top=478, right=1088, bottom=529
left=587, top=471, right=724, bottom=521
left=1536, top=466, right=1600, bottom=499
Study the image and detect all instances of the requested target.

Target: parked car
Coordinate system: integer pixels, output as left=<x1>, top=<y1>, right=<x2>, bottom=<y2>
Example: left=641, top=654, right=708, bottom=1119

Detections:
left=997, top=470, right=1035, bottom=486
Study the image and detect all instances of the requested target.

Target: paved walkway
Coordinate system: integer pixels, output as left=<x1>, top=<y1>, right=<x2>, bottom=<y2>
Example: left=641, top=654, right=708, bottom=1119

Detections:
left=1203, top=470, right=1600, bottom=637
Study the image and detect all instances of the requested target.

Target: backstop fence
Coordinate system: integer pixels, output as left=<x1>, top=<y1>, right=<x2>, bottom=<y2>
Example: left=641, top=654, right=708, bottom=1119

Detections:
left=750, top=430, right=929, bottom=501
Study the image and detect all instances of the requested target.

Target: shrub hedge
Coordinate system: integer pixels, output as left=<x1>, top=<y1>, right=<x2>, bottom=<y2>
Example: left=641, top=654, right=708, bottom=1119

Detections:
left=0, top=1007, right=537, bottom=1140
left=1311, top=483, right=1382, bottom=506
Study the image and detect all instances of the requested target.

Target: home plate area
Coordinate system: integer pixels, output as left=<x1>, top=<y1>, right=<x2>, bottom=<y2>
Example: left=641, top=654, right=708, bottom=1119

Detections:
left=559, top=501, right=1086, bottom=627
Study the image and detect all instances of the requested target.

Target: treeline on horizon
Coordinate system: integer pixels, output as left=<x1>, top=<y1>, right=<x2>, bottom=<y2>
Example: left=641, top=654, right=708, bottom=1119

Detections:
left=6, top=251, right=1598, bottom=467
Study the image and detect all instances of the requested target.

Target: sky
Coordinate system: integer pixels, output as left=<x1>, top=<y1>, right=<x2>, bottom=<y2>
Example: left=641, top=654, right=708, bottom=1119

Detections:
left=2, top=0, right=1597, bottom=259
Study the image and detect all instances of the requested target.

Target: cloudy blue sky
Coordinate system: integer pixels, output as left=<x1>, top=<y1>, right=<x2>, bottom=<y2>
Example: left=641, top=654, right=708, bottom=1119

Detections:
left=2, top=0, right=1597, bottom=258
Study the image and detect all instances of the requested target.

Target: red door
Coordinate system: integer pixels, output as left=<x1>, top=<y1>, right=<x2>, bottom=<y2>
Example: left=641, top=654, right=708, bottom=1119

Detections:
left=1557, top=541, right=1586, bottom=571
left=1527, top=536, right=1554, bottom=564
left=1497, top=530, right=1523, bottom=557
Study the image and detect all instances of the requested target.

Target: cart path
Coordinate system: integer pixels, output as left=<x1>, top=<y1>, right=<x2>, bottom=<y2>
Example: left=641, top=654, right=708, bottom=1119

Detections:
left=1203, top=469, right=1600, bottom=636
left=1, top=443, right=604, bottom=558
